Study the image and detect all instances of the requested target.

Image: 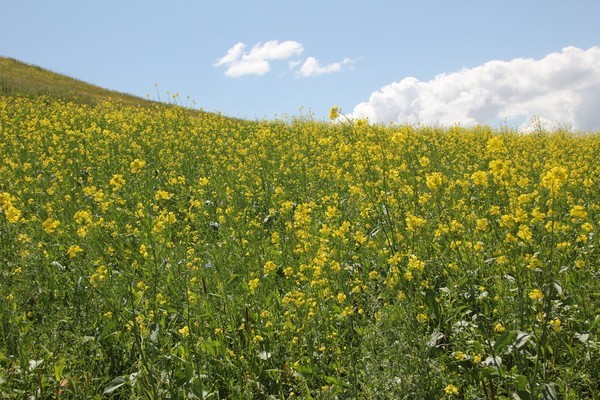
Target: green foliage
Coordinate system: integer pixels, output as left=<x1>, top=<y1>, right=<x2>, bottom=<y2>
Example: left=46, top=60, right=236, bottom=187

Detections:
left=0, top=97, right=598, bottom=399
left=0, top=56, right=171, bottom=109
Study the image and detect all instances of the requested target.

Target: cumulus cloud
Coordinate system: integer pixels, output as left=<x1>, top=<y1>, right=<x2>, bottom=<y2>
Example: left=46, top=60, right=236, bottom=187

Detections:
left=352, top=46, right=600, bottom=131
left=293, top=57, right=355, bottom=77
left=214, top=40, right=304, bottom=77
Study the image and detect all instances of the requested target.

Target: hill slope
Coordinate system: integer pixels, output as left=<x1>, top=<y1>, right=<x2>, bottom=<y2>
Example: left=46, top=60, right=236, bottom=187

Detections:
left=0, top=55, right=163, bottom=108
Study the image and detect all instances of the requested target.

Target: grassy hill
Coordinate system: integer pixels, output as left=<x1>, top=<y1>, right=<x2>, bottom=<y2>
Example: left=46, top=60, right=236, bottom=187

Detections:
left=0, top=55, right=163, bottom=108
left=1, top=55, right=598, bottom=399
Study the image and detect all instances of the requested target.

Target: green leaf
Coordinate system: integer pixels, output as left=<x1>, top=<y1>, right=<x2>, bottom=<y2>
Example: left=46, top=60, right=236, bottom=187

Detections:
left=103, top=376, right=128, bottom=395
left=173, top=363, right=194, bottom=387
left=542, top=382, right=559, bottom=400
left=98, top=320, right=116, bottom=341
left=53, top=357, right=66, bottom=382
left=294, top=363, right=314, bottom=377
left=553, top=281, right=563, bottom=295
left=202, top=339, right=219, bottom=356
left=514, top=331, right=533, bottom=349
left=494, top=331, right=516, bottom=354
left=424, top=289, right=441, bottom=319
left=514, top=374, right=531, bottom=400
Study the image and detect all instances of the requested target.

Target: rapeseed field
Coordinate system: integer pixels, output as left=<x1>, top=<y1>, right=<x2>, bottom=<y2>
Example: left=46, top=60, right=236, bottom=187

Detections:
left=0, top=96, right=598, bottom=398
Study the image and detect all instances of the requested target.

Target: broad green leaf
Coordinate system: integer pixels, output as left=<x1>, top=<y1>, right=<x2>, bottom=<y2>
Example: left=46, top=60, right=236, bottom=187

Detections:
left=494, top=331, right=516, bottom=354
left=542, top=382, right=559, bottom=400
left=427, top=330, right=444, bottom=348
left=173, top=363, right=194, bottom=387
left=514, top=331, right=533, bottom=349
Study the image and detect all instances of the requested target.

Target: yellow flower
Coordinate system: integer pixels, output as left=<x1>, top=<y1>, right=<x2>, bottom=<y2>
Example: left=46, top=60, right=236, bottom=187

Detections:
left=166, top=212, right=176, bottom=224
left=416, top=313, right=428, bottom=323
left=541, top=166, right=568, bottom=193
left=496, top=255, right=508, bottom=264
left=406, top=213, right=427, bottom=231
left=407, top=254, right=425, bottom=271
left=329, top=106, right=341, bottom=120
left=154, top=190, right=172, bottom=200
left=109, top=174, right=126, bottom=190
left=43, top=218, right=60, bottom=233
left=90, top=265, right=108, bottom=286
left=248, top=278, right=260, bottom=292
left=0, top=192, right=14, bottom=209
left=140, top=244, right=149, bottom=258
left=341, top=305, right=354, bottom=317
left=4, top=205, right=21, bottom=223
left=73, top=210, right=92, bottom=225
left=179, top=325, right=190, bottom=337
left=529, top=288, right=544, bottom=301
left=471, top=170, right=489, bottom=186
left=444, top=384, right=459, bottom=395
left=263, top=261, right=277, bottom=275
left=355, top=118, right=368, bottom=128
left=549, top=318, right=561, bottom=332
left=569, top=205, right=587, bottom=220
left=486, top=136, right=506, bottom=153
left=67, top=245, right=83, bottom=258
left=252, top=335, right=268, bottom=346
left=336, top=292, right=347, bottom=303
left=517, top=225, right=533, bottom=243
left=130, top=158, right=146, bottom=174
left=77, top=226, right=88, bottom=238
left=325, top=205, right=338, bottom=219
left=489, top=159, right=510, bottom=181
left=494, top=323, right=506, bottom=333
left=425, top=172, right=443, bottom=190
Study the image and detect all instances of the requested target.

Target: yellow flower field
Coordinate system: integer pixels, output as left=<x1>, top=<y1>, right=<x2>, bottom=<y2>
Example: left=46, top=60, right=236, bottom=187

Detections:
left=0, top=97, right=598, bottom=398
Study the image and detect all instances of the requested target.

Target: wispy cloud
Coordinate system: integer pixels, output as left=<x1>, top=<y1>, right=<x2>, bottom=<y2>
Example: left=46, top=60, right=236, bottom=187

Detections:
left=352, top=46, right=600, bottom=131
left=292, top=57, right=355, bottom=77
left=214, top=40, right=304, bottom=77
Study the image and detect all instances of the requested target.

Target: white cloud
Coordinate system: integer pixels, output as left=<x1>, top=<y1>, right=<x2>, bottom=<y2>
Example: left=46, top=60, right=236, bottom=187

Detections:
left=214, top=40, right=304, bottom=77
left=214, top=42, right=246, bottom=68
left=293, top=57, right=355, bottom=77
left=352, top=46, right=600, bottom=131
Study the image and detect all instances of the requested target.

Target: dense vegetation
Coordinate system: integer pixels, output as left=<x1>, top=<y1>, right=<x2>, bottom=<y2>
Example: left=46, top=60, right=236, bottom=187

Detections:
left=0, top=91, right=598, bottom=398
left=0, top=56, right=165, bottom=108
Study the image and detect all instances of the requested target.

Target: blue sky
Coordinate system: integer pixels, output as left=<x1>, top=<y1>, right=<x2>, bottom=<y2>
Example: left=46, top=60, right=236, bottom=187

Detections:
left=2, top=1, right=599, bottom=129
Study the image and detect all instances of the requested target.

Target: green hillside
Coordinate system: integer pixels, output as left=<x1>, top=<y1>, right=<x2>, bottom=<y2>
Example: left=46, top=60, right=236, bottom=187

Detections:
left=0, top=56, right=162, bottom=108
left=1, top=56, right=598, bottom=399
